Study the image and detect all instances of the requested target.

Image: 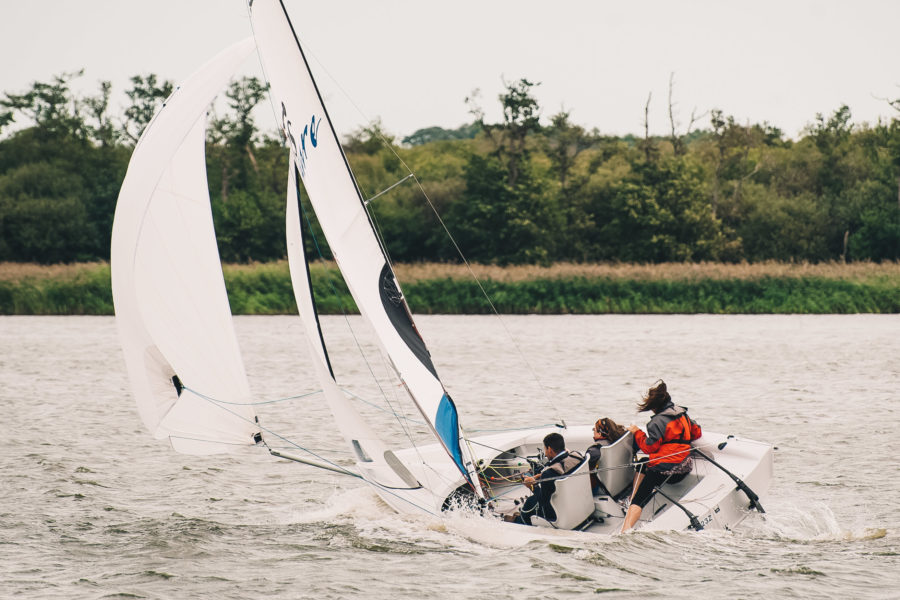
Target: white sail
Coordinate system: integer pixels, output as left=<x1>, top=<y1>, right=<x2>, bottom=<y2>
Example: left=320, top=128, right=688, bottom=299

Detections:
left=249, top=0, right=481, bottom=492
left=285, top=160, right=443, bottom=512
left=111, top=38, right=260, bottom=455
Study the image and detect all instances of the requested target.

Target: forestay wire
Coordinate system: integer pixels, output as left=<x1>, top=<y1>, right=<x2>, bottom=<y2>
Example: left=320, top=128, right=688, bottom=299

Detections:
left=291, top=40, right=566, bottom=429
left=191, top=385, right=446, bottom=516
left=297, top=190, right=450, bottom=510
left=252, top=28, right=442, bottom=480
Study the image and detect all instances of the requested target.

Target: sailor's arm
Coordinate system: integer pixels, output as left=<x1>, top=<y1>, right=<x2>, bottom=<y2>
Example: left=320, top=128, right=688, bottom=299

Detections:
left=522, top=472, right=543, bottom=490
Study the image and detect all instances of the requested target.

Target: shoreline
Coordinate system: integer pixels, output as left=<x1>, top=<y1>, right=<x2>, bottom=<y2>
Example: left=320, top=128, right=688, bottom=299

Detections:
left=1, top=260, right=898, bottom=315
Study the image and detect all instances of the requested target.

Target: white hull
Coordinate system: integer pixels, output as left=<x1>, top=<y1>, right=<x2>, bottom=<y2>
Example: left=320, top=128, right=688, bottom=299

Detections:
left=388, top=426, right=773, bottom=534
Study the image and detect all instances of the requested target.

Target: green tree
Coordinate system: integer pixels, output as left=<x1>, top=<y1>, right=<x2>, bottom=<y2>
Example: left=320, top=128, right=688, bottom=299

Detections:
left=208, top=76, right=269, bottom=202
left=83, top=81, right=117, bottom=147
left=121, top=74, right=174, bottom=144
left=401, top=122, right=480, bottom=146
left=470, top=78, right=541, bottom=188
left=1, top=71, right=86, bottom=139
left=0, top=162, right=94, bottom=262
left=452, top=79, right=559, bottom=263
left=0, top=74, right=129, bottom=262
left=450, top=153, right=556, bottom=264
left=598, top=156, right=732, bottom=261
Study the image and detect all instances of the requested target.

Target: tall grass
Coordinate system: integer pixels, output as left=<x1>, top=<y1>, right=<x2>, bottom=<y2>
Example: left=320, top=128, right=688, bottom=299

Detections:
left=403, top=276, right=900, bottom=314
left=1, top=260, right=898, bottom=315
left=222, top=261, right=356, bottom=314
left=393, top=260, right=900, bottom=283
left=0, top=263, right=113, bottom=315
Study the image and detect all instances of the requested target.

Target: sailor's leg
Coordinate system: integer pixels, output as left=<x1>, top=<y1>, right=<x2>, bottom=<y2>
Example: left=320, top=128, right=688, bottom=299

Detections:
left=621, top=468, right=661, bottom=532
left=628, top=472, right=645, bottom=504
left=628, top=459, right=648, bottom=504
left=621, top=503, right=643, bottom=532
left=516, top=494, right=539, bottom=525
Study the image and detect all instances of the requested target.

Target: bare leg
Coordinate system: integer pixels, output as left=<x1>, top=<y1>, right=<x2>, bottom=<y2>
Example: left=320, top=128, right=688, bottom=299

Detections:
left=622, top=469, right=646, bottom=532
left=621, top=503, right=642, bottom=532
left=628, top=472, right=645, bottom=504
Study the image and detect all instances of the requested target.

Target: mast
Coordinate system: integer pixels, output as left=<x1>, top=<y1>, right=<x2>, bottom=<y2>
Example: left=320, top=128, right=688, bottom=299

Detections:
left=249, top=0, right=484, bottom=499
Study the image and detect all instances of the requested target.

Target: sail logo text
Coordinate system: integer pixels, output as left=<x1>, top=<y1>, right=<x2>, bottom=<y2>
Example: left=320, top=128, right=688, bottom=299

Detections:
left=281, top=102, right=320, bottom=177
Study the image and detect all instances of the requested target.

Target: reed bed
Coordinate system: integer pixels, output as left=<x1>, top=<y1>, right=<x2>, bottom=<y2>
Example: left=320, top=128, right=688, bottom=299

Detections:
left=1, top=260, right=898, bottom=315
left=0, top=261, right=111, bottom=283
left=0, top=262, right=113, bottom=315
left=393, top=260, right=900, bottom=284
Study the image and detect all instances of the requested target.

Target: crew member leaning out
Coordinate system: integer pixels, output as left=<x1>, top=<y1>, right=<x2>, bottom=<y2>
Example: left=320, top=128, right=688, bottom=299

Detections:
left=622, top=380, right=702, bottom=532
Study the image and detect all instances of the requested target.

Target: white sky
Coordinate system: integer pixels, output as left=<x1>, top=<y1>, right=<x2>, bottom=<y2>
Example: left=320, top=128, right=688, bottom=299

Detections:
left=2, top=0, right=899, bottom=140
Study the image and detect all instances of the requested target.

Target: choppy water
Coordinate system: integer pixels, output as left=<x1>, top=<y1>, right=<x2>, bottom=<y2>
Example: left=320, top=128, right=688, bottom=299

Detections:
left=1, top=314, right=898, bottom=599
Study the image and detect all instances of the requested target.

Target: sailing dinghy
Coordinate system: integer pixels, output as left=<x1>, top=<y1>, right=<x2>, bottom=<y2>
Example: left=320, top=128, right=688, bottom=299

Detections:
left=111, top=0, right=774, bottom=533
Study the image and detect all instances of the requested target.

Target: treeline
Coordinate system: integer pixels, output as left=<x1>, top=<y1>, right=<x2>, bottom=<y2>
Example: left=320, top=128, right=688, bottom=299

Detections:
left=1, top=72, right=899, bottom=265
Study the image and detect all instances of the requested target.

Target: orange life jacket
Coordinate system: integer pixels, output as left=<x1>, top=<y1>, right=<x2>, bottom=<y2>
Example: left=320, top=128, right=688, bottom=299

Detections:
left=633, top=405, right=702, bottom=467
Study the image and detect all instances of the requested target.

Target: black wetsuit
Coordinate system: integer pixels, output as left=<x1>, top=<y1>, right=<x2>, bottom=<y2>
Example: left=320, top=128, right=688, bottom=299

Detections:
left=517, top=450, right=584, bottom=525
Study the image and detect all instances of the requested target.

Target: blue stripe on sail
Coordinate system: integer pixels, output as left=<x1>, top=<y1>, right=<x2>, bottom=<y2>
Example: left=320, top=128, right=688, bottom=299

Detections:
left=435, top=393, right=466, bottom=476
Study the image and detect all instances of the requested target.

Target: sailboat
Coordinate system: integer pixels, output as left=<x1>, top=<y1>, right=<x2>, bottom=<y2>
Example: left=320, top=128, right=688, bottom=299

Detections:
left=111, top=0, right=773, bottom=533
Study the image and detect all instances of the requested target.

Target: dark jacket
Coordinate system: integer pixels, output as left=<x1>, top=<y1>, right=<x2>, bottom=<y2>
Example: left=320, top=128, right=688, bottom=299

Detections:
left=535, top=450, right=584, bottom=520
left=585, top=441, right=609, bottom=492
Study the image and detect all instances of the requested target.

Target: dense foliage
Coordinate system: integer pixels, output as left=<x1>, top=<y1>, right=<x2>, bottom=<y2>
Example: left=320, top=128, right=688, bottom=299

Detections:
left=1, top=72, right=898, bottom=265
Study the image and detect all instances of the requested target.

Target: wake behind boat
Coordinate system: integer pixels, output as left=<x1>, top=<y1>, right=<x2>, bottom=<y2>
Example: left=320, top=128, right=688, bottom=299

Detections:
left=111, top=0, right=773, bottom=535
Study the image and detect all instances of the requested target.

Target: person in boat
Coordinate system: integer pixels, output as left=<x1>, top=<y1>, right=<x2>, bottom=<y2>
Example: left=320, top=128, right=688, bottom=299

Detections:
left=585, top=417, right=627, bottom=495
left=515, top=432, right=584, bottom=526
left=621, top=380, right=702, bottom=533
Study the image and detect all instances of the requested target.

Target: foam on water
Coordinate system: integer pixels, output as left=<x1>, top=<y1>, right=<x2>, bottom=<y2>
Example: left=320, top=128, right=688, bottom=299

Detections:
left=738, top=501, right=892, bottom=543
left=3, top=315, right=900, bottom=599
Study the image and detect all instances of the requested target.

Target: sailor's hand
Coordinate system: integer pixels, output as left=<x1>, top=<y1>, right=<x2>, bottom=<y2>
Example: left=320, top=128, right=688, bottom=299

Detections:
left=626, top=425, right=640, bottom=434
left=523, top=475, right=535, bottom=490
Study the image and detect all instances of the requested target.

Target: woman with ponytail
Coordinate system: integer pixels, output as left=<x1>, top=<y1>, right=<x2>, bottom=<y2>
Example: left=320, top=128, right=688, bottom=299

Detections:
left=621, top=380, right=702, bottom=532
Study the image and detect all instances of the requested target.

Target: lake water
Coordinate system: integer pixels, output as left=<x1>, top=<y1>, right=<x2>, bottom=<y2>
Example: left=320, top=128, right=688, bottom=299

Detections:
left=1, top=314, right=898, bottom=599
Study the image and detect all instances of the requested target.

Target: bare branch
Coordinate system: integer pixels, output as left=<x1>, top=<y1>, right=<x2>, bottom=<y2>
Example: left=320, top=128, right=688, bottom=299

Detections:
left=687, top=107, right=708, bottom=137
left=643, top=91, right=652, bottom=141
left=668, top=72, right=678, bottom=142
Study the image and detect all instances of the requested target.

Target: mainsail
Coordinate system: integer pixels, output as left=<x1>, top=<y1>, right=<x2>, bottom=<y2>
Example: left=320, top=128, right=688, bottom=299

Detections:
left=285, top=160, right=430, bottom=507
left=111, top=39, right=260, bottom=455
left=249, top=0, right=482, bottom=495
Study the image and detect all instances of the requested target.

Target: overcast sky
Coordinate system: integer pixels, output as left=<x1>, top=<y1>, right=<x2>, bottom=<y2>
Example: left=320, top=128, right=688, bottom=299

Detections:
left=3, top=0, right=899, bottom=140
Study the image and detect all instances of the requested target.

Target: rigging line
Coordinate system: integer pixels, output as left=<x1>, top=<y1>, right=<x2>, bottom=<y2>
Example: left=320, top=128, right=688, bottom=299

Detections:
left=411, top=172, right=562, bottom=425
left=193, top=390, right=355, bottom=475
left=168, top=435, right=255, bottom=447
left=365, top=174, right=415, bottom=206
left=296, top=189, right=442, bottom=500
left=299, top=194, right=446, bottom=515
left=182, top=385, right=322, bottom=406
left=469, top=424, right=558, bottom=433
left=166, top=431, right=352, bottom=457
left=250, top=3, right=558, bottom=427
left=302, top=69, right=561, bottom=424
left=421, top=461, right=465, bottom=491
left=391, top=375, right=457, bottom=512
left=342, top=388, right=426, bottom=425
left=465, top=438, right=541, bottom=463
left=192, top=391, right=446, bottom=517
left=267, top=17, right=562, bottom=467
left=298, top=191, right=415, bottom=450
left=188, top=369, right=442, bottom=518
left=362, top=143, right=563, bottom=426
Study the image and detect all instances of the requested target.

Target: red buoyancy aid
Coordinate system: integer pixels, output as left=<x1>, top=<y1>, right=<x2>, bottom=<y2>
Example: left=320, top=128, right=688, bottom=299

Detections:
left=633, top=405, right=702, bottom=467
